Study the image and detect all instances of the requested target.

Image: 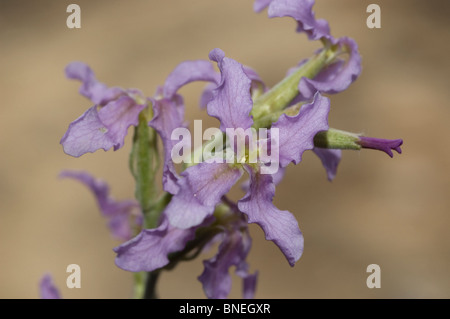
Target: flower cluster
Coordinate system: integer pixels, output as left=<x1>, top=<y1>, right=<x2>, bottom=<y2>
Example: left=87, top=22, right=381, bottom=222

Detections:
left=45, top=0, right=403, bottom=299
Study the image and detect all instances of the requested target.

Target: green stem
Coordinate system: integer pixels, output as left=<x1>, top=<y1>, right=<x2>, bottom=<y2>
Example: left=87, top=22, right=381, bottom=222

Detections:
left=251, top=46, right=338, bottom=121
left=130, top=110, right=160, bottom=229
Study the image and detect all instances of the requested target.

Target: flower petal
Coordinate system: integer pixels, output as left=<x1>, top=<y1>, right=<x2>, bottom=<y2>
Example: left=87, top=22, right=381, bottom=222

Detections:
left=114, top=215, right=212, bottom=272
left=61, top=96, right=145, bottom=157
left=312, top=148, right=341, bottom=181
left=60, top=170, right=140, bottom=240
left=207, top=48, right=253, bottom=131
left=163, top=60, right=220, bottom=99
left=39, top=274, right=61, bottom=299
left=198, top=225, right=254, bottom=299
left=298, top=37, right=362, bottom=100
left=65, top=62, right=123, bottom=106
left=272, top=92, right=330, bottom=167
left=267, top=0, right=330, bottom=41
left=238, top=168, right=303, bottom=266
left=149, top=95, right=186, bottom=194
left=166, top=162, right=243, bottom=229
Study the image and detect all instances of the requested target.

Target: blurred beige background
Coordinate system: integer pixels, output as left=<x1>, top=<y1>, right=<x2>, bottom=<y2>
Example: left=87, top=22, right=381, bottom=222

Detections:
left=1, top=0, right=449, bottom=299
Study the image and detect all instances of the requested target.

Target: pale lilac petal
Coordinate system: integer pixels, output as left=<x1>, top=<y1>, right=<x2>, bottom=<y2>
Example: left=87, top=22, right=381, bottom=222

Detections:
left=65, top=62, right=123, bottom=106
left=272, top=92, right=330, bottom=167
left=267, top=0, right=330, bottom=41
left=60, top=170, right=140, bottom=240
left=207, top=48, right=253, bottom=131
left=199, top=66, right=265, bottom=110
left=166, top=162, right=243, bottom=229
left=149, top=95, right=186, bottom=194
left=199, top=82, right=217, bottom=109
left=114, top=215, right=213, bottom=272
left=61, top=96, right=145, bottom=157
left=39, top=274, right=61, bottom=299
left=298, top=37, right=362, bottom=100
left=198, top=226, right=254, bottom=299
left=238, top=168, right=304, bottom=266
left=163, top=60, right=220, bottom=99
left=313, top=148, right=341, bottom=181
left=254, top=0, right=272, bottom=12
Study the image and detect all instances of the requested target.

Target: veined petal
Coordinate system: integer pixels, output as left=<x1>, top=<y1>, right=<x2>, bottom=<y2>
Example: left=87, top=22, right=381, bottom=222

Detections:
left=149, top=95, right=186, bottom=194
left=163, top=60, right=220, bottom=99
left=98, top=95, right=146, bottom=151
left=61, top=96, right=145, bottom=157
left=166, top=162, right=243, bottom=229
left=60, top=170, right=140, bottom=240
left=199, top=66, right=265, bottom=110
left=298, top=37, right=362, bottom=100
left=267, top=0, right=330, bottom=41
left=272, top=92, right=330, bottom=167
left=312, top=148, right=341, bottom=181
left=114, top=215, right=212, bottom=272
left=238, top=168, right=303, bottom=266
left=198, top=225, right=254, bottom=299
left=65, top=61, right=123, bottom=106
left=207, top=48, right=253, bottom=131
left=39, top=274, right=61, bottom=299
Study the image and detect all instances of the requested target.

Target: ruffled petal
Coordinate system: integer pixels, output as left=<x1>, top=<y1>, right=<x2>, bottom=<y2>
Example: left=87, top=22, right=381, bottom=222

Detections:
left=238, top=168, right=303, bottom=266
left=60, top=170, right=140, bottom=240
left=65, top=61, right=123, bottom=106
left=207, top=48, right=253, bottom=131
left=149, top=95, right=186, bottom=194
left=199, top=65, right=265, bottom=110
left=298, top=37, right=362, bottom=100
left=61, top=95, right=145, bottom=157
left=114, top=215, right=212, bottom=272
left=267, top=0, right=330, bottom=41
left=312, top=148, right=341, bottom=181
left=198, top=224, right=255, bottom=299
left=39, top=274, right=61, bottom=299
left=163, top=60, right=220, bottom=99
left=272, top=92, right=330, bottom=167
left=166, top=162, right=243, bottom=229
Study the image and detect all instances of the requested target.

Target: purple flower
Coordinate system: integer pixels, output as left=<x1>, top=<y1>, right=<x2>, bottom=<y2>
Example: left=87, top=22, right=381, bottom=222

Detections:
left=163, top=49, right=330, bottom=266
left=61, top=62, right=147, bottom=157
left=153, top=59, right=265, bottom=194
left=257, top=0, right=362, bottom=102
left=39, top=274, right=61, bottom=299
left=60, top=170, right=141, bottom=241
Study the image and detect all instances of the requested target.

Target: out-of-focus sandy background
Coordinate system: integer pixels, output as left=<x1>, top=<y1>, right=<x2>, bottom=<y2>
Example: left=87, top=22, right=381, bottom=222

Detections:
left=1, top=0, right=449, bottom=299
